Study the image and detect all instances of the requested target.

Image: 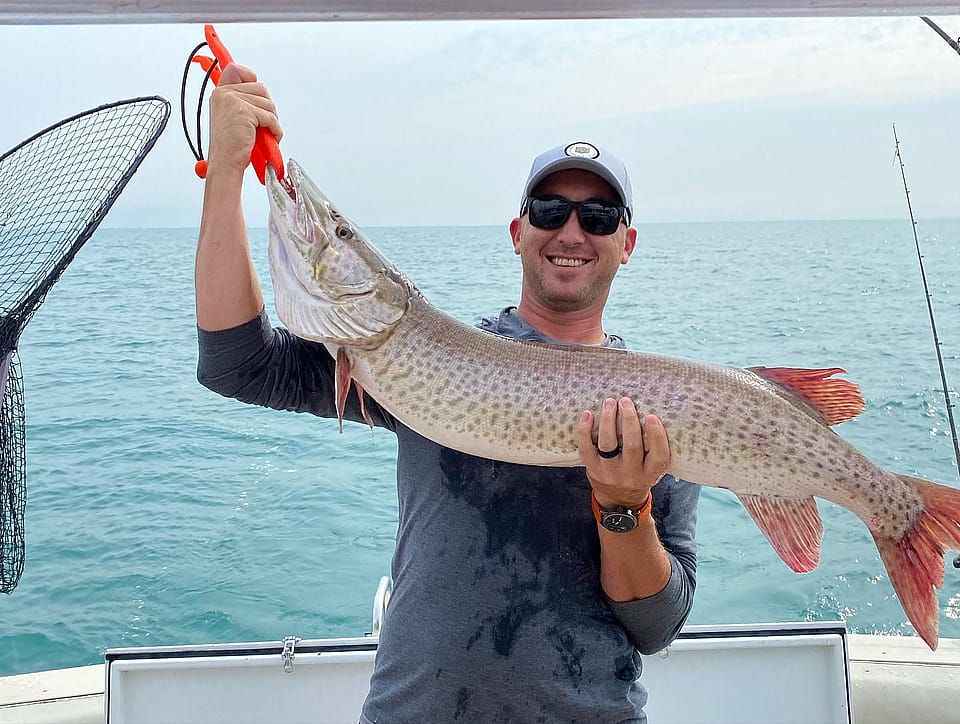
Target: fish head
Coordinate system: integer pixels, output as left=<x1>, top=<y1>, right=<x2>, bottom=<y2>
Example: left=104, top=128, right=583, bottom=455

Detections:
left=267, top=159, right=410, bottom=348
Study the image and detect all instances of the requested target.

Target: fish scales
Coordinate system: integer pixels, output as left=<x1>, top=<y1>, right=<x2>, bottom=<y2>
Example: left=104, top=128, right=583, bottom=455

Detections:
left=267, top=159, right=960, bottom=650
left=351, top=295, right=918, bottom=536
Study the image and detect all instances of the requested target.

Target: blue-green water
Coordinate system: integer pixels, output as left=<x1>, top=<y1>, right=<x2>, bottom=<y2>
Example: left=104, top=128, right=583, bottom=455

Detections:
left=2, top=220, right=960, bottom=676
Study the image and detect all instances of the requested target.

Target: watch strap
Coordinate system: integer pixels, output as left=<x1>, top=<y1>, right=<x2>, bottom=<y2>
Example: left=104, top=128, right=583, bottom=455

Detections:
left=591, top=491, right=652, bottom=524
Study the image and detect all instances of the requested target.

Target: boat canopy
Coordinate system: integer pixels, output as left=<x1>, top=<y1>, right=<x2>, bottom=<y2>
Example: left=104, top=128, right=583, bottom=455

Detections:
left=1, top=1, right=958, bottom=25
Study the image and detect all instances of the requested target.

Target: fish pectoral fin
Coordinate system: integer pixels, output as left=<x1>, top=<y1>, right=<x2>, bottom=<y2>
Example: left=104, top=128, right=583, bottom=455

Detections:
left=737, top=493, right=824, bottom=573
left=747, top=366, right=865, bottom=426
left=335, top=347, right=375, bottom=430
left=354, top=379, right=374, bottom=429
left=335, top=347, right=352, bottom=434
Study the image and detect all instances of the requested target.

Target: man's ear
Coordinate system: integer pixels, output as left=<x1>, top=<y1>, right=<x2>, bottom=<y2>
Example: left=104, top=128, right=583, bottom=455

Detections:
left=510, top=217, right=523, bottom=254
left=621, top=227, right=638, bottom=264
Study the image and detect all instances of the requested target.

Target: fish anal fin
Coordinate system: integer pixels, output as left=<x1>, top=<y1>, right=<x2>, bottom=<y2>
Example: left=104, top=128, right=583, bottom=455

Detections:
left=873, top=475, right=960, bottom=651
left=748, top=366, right=865, bottom=426
left=335, top=347, right=351, bottom=434
left=737, top=493, right=823, bottom=573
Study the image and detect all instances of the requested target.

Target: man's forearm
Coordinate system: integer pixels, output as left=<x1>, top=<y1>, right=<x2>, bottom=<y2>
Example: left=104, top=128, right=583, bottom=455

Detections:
left=195, top=167, right=264, bottom=331
left=598, top=514, right=672, bottom=601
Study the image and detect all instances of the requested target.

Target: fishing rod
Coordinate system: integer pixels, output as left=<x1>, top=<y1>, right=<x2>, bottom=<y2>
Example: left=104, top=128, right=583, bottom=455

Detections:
left=891, top=125, right=960, bottom=570
left=920, top=16, right=960, bottom=56
left=918, top=16, right=960, bottom=570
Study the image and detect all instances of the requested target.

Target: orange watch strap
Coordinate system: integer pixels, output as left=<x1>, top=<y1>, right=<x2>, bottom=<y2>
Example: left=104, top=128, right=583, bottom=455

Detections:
left=591, top=491, right=652, bottom=523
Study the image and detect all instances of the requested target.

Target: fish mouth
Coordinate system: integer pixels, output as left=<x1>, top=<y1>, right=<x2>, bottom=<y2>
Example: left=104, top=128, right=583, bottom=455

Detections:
left=267, top=159, right=376, bottom=303
left=267, top=160, right=330, bottom=253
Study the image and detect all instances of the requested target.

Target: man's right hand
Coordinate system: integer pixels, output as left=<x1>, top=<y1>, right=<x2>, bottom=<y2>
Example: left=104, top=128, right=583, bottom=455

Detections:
left=206, top=64, right=284, bottom=179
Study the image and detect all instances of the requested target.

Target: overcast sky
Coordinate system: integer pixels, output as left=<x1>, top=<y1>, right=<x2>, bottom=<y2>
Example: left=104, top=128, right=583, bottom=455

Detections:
left=1, top=16, right=958, bottom=227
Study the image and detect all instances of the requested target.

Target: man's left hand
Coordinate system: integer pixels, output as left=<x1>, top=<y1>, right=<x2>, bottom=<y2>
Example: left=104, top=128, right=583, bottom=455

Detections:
left=577, top=398, right=670, bottom=509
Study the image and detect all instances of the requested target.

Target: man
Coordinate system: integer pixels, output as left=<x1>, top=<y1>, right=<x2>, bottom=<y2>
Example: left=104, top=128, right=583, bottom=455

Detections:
left=196, top=64, right=699, bottom=722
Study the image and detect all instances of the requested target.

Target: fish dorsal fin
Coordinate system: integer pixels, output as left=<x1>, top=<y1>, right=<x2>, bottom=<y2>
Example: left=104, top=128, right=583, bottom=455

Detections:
left=737, top=493, right=823, bottom=573
left=747, top=366, right=865, bottom=426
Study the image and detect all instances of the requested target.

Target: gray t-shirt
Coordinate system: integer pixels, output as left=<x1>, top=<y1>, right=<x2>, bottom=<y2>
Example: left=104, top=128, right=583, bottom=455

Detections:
left=197, top=306, right=700, bottom=723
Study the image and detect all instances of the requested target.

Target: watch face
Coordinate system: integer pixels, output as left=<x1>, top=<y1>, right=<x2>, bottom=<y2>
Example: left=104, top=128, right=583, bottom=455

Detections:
left=601, top=511, right=638, bottom=533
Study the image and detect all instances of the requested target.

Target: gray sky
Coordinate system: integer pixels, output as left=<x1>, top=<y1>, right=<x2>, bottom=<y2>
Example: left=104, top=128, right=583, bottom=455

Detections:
left=1, top=16, right=958, bottom=227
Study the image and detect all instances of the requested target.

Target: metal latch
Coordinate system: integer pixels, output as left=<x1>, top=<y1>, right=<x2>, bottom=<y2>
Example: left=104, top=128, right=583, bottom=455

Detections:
left=281, top=635, right=301, bottom=673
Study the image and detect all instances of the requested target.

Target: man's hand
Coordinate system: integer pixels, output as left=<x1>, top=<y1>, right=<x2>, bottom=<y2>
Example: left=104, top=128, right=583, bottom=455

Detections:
left=206, top=63, right=284, bottom=177
left=577, top=398, right=670, bottom=510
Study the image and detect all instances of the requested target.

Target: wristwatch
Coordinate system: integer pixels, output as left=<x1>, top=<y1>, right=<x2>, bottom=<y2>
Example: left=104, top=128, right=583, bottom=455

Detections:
left=591, top=492, right=652, bottom=533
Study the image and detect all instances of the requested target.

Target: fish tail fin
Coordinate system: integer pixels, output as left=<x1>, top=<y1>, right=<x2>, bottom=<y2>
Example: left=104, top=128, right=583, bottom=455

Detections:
left=873, top=475, right=960, bottom=651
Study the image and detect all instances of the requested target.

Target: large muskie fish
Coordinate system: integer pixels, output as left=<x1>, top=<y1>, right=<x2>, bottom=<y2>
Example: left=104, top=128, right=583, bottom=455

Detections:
left=266, top=159, right=960, bottom=650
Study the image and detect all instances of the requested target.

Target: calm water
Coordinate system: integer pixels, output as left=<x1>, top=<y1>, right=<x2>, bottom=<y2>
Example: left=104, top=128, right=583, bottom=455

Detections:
left=2, top=220, right=960, bottom=676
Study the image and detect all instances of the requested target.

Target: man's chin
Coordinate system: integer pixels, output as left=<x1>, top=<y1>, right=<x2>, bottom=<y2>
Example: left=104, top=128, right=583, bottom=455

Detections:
left=539, top=290, right=596, bottom=313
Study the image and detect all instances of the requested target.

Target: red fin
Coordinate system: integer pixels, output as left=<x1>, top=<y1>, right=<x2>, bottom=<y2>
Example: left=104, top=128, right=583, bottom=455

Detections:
left=354, top=380, right=374, bottom=429
left=873, top=476, right=960, bottom=651
left=335, top=347, right=351, bottom=434
left=737, top=494, right=823, bottom=573
left=748, top=366, right=865, bottom=425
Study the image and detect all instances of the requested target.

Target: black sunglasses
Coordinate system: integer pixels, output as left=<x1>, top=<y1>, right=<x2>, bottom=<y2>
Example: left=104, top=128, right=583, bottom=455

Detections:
left=522, top=195, right=629, bottom=236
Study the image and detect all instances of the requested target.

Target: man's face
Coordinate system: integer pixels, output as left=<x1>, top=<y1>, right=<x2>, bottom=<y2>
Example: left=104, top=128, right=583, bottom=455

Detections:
left=510, top=169, right=637, bottom=313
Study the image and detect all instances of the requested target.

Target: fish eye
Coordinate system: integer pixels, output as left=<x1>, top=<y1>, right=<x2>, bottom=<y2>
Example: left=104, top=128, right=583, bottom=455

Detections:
left=335, top=224, right=354, bottom=240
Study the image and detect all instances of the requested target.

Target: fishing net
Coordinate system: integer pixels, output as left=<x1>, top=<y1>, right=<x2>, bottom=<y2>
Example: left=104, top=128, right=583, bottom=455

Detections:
left=0, top=96, right=170, bottom=593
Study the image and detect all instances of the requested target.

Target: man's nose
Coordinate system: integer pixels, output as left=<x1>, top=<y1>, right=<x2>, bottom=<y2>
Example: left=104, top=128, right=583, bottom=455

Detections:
left=556, top=207, right=586, bottom=242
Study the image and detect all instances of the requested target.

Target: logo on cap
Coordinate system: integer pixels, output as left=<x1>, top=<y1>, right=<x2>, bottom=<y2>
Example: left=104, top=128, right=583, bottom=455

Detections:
left=564, top=142, right=600, bottom=159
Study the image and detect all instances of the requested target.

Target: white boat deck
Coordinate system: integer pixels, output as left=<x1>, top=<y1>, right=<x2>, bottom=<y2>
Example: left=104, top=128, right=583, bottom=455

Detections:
left=1, top=634, right=958, bottom=724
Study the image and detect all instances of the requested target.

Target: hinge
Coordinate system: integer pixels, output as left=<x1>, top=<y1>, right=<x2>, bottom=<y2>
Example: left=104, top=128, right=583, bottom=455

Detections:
left=281, top=635, right=301, bottom=673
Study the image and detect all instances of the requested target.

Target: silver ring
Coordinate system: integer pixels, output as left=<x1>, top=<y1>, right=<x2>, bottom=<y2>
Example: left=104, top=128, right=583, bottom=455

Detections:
left=597, top=445, right=621, bottom=459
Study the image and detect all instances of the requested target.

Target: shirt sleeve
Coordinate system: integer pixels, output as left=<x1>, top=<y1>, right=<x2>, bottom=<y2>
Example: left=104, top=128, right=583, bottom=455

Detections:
left=606, top=475, right=700, bottom=654
left=196, top=309, right=395, bottom=430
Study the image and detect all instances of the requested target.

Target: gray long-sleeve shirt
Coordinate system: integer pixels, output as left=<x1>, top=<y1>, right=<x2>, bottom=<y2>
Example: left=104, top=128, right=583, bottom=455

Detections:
left=197, top=306, right=700, bottom=723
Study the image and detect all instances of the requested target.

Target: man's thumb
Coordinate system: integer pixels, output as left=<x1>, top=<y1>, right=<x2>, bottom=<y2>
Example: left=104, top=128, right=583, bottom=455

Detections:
left=219, top=63, right=256, bottom=86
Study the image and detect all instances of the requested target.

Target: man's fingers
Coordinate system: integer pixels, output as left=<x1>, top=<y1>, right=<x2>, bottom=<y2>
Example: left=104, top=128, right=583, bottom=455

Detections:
left=597, top=398, right=619, bottom=453
left=577, top=410, right=600, bottom=465
left=618, top=398, right=642, bottom=455
left=642, top=414, right=670, bottom=478
left=252, top=107, right=284, bottom=142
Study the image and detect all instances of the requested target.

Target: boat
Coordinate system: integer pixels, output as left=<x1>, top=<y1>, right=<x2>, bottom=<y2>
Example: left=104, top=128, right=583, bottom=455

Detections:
left=0, top=2, right=958, bottom=722
left=1, top=577, right=959, bottom=723
left=1, top=581, right=959, bottom=722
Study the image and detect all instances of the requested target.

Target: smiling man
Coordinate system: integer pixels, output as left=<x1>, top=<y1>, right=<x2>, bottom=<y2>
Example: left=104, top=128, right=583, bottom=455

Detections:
left=195, top=65, right=700, bottom=723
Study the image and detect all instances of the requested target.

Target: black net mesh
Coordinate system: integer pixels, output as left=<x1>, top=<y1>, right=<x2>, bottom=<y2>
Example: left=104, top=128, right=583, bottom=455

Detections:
left=0, top=96, right=170, bottom=594
left=0, top=351, right=24, bottom=593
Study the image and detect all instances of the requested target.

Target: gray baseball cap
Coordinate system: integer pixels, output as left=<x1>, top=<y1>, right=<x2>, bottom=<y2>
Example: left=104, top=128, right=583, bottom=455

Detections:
left=520, top=141, right=633, bottom=223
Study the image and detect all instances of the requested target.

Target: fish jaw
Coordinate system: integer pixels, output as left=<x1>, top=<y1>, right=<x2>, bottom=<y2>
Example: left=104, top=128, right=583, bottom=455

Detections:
left=266, top=160, right=410, bottom=348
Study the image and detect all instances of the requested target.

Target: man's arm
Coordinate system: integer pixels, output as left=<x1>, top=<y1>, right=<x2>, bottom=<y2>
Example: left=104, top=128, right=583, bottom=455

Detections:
left=197, top=311, right=395, bottom=430
left=577, top=400, right=699, bottom=653
left=195, top=63, right=282, bottom=332
left=192, top=63, right=393, bottom=431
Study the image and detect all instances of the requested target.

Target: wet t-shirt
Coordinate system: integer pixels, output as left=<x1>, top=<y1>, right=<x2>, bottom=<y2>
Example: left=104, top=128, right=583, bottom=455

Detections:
left=197, top=306, right=700, bottom=723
